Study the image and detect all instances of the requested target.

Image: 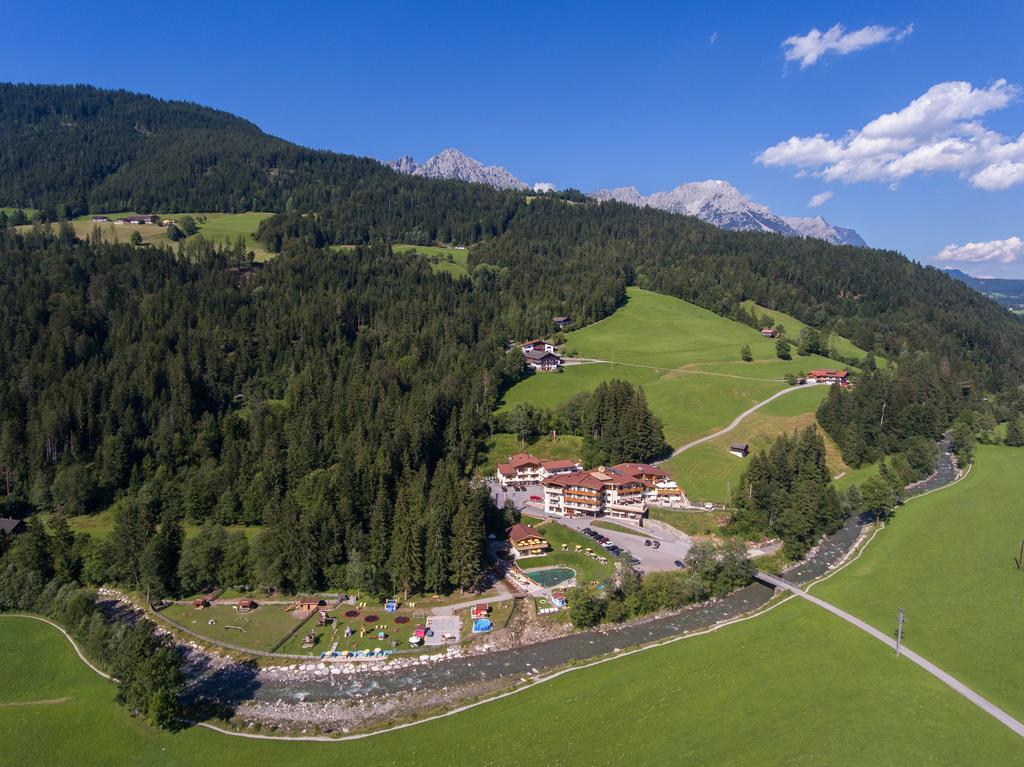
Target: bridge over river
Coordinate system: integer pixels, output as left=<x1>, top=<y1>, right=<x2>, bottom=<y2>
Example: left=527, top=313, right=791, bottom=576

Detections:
left=194, top=443, right=962, bottom=708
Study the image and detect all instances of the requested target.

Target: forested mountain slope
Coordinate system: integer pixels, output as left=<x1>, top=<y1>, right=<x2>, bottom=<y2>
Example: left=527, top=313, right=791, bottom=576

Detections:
left=1, top=85, right=1023, bottom=593
left=0, top=83, right=524, bottom=241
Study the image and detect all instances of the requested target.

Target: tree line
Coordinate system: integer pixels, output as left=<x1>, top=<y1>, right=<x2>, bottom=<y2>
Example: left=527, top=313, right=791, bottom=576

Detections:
left=495, top=379, right=667, bottom=466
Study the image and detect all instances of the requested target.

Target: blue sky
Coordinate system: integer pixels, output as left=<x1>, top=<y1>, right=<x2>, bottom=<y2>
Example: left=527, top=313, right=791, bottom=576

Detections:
left=4, top=0, right=1024, bottom=276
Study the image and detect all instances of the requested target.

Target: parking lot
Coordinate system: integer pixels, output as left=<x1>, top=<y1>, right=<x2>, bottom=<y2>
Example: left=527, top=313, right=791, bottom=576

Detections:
left=488, top=480, right=692, bottom=573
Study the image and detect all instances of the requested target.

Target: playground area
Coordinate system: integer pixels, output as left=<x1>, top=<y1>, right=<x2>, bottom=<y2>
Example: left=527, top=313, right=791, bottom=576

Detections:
left=159, top=602, right=311, bottom=653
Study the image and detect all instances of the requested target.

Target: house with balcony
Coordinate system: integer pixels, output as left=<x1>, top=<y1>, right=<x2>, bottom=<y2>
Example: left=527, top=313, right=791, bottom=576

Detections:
left=542, top=466, right=647, bottom=522
left=507, top=523, right=549, bottom=557
left=496, top=453, right=582, bottom=486
left=806, top=369, right=850, bottom=386
left=612, top=463, right=685, bottom=507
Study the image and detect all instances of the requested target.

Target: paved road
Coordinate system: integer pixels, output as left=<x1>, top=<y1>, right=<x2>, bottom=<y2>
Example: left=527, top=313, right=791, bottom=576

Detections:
left=554, top=514, right=691, bottom=572
left=490, top=481, right=692, bottom=572
left=757, top=571, right=1024, bottom=739
left=663, top=382, right=824, bottom=461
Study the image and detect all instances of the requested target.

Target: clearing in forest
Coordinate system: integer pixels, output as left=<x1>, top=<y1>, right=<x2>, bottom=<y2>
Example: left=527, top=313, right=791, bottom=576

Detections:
left=497, top=288, right=864, bottom=475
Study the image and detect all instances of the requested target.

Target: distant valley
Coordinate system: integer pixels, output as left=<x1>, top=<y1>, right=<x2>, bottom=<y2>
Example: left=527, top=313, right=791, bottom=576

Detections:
left=945, top=268, right=1024, bottom=311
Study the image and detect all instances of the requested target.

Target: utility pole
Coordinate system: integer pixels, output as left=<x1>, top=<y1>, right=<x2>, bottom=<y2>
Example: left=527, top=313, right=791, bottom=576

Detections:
left=895, top=607, right=905, bottom=657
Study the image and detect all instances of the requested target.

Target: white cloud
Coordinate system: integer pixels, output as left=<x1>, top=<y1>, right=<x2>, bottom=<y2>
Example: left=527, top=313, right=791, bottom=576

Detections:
left=936, top=236, right=1024, bottom=264
left=532, top=181, right=556, bottom=192
left=757, top=80, right=1024, bottom=190
left=709, top=32, right=719, bottom=45
left=783, top=23, right=913, bottom=68
left=807, top=191, right=834, bottom=207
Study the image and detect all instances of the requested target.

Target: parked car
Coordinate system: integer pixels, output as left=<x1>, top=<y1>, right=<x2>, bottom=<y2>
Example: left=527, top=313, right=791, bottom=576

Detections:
left=651, top=540, right=660, bottom=549
left=673, top=560, right=684, bottom=568
left=644, top=539, right=652, bottom=547
left=529, top=495, right=542, bottom=502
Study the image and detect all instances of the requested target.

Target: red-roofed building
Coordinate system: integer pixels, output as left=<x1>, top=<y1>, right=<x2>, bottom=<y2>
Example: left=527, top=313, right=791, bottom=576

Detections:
left=542, top=465, right=647, bottom=521
left=612, top=463, right=685, bottom=507
left=496, top=454, right=582, bottom=486
left=760, top=328, right=778, bottom=338
left=507, top=523, right=549, bottom=556
left=807, top=369, right=850, bottom=386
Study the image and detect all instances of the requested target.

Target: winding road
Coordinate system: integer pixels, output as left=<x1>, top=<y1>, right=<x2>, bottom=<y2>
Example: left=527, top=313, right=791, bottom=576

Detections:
left=758, top=571, right=1024, bottom=739
left=663, top=381, right=823, bottom=461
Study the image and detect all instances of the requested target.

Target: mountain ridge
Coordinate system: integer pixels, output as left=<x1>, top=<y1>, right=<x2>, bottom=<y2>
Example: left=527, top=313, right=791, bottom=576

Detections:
left=592, top=180, right=866, bottom=246
left=386, top=148, right=528, bottom=191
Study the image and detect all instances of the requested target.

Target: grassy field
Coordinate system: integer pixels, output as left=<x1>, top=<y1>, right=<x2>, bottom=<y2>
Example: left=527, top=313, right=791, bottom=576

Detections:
left=160, top=603, right=309, bottom=652
left=4, top=591, right=1022, bottom=765
left=648, top=508, right=725, bottom=537
left=392, top=244, right=469, bottom=277
left=1, top=206, right=38, bottom=221
left=499, top=289, right=856, bottom=455
left=740, top=300, right=885, bottom=367
left=43, top=504, right=261, bottom=542
left=519, top=515, right=615, bottom=583
left=17, top=212, right=274, bottom=260
left=479, top=433, right=584, bottom=476
left=662, top=385, right=854, bottom=504
left=816, top=444, right=1024, bottom=722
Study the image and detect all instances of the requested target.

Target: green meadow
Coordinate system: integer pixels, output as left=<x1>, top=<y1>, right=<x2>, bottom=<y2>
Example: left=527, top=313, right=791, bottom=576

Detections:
left=740, top=300, right=885, bottom=367
left=816, top=444, right=1024, bottom=722
left=3, top=589, right=1020, bottom=765
left=4, top=448, right=1023, bottom=764
left=662, top=385, right=855, bottom=504
left=499, top=289, right=857, bottom=455
left=392, top=244, right=470, bottom=277
left=480, top=433, right=584, bottom=475
left=16, top=212, right=274, bottom=260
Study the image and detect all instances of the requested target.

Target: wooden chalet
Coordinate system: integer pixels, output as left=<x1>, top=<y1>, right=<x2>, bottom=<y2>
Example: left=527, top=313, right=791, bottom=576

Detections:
left=807, top=369, right=850, bottom=386
left=730, top=443, right=750, bottom=458
left=237, top=598, right=257, bottom=611
left=507, top=523, right=549, bottom=556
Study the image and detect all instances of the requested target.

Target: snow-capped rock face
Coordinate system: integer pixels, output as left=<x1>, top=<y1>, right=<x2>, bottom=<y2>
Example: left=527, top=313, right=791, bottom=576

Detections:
left=591, top=180, right=866, bottom=246
left=386, top=149, right=528, bottom=191
left=782, top=216, right=867, bottom=247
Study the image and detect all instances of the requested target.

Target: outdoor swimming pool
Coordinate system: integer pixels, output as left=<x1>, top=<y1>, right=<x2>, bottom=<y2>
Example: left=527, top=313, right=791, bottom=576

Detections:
left=527, top=567, right=576, bottom=587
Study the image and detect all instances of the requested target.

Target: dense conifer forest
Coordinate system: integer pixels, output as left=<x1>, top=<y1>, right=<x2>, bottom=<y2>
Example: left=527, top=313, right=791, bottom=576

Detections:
left=2, top=83, right=1024, bottom=607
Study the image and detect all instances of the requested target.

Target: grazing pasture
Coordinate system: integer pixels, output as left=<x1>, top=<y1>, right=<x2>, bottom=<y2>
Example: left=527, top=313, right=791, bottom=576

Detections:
left=498, top=289, right=859, bottom=464
left=663, top=385, right=854, bottom=504
left=816, top=444, right=1024, bottom=722
left=15, top=211, right=274, bottom=260
left=3, top=582, right=1022, bottom=765
left=740, top=300, right=883, bottom=367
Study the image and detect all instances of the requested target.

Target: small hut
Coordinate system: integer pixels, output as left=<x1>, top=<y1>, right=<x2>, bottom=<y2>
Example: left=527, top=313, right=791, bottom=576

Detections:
left=237, top=598, right=257, bottom=612
left=192, top=598, right=210, bottom=609
left=729, top=443, right=750, bottom=458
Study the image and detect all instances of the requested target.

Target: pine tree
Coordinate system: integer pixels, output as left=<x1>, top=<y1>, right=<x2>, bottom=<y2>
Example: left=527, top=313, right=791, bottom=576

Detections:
left=449, top=495, right=484, bottom=591
left=424, top=466, right=456, bottom=594
left=1006, top=415, right=1024, bottom=447
left=49, top=512, right=78, bottom=583
left=389, top=485, right=423, bottom=596
left=140, top=517, right=183, bottom=598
